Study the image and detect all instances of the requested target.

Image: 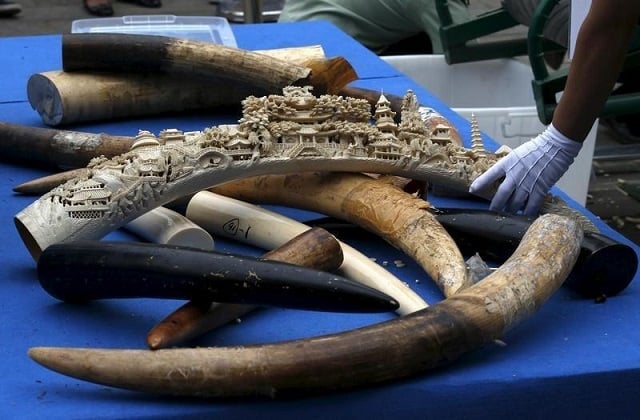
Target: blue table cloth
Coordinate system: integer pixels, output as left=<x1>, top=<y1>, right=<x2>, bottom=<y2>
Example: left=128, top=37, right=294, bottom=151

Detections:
left=0, top=21, right=638, bottom=419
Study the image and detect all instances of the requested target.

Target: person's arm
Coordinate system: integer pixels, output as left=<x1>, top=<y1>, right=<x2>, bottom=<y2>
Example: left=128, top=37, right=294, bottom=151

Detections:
left=470, top=0, right=640, bottom=215
left=553, top=0, right=640, bottom=141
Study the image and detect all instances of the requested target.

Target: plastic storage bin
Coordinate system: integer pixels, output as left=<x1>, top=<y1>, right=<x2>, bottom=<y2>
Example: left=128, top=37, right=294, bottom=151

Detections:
left=71, top=15, right=237, bottom=46
left=382, top=54, right=596, bottom=206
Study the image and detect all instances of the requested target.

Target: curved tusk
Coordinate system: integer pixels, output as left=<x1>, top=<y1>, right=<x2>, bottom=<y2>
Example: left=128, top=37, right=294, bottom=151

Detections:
left=28, top=214, right=583, bottom=397
left=14, top=88, right=493, bottom=261
left=36, top=237, right=400, bottom=313
left=210, top=172, right=471, bottom=297
left=185, top=190, right=428, bottom=315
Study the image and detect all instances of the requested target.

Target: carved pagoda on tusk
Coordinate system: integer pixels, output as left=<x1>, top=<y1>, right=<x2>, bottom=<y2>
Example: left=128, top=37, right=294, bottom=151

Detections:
left=15, top=87, right=495, bottom=260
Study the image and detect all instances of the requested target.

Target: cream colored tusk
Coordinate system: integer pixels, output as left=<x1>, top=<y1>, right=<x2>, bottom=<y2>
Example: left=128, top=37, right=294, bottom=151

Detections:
left=124, top=206, right=214, bottom=249
left=186, top=190, right=427, bottom=315
left=28, top=214, right=583, bottom=398
left=210, top=172, right=471, bottom=297
left=27, top=45, right=330, bottom=126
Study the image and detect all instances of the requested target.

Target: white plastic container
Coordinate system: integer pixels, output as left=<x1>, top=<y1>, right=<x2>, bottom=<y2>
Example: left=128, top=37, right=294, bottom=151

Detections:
left=382, top=54, right=596, bottom=206
left=71, top=15, right=237, bottom=46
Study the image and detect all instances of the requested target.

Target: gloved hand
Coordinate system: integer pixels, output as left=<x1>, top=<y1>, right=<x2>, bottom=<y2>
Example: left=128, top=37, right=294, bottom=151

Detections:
left=469, top=124, right=582, bottom=215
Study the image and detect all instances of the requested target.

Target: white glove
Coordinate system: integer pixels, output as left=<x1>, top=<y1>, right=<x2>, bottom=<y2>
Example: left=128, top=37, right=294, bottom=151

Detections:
left=469, top=124, right=582, bottom=215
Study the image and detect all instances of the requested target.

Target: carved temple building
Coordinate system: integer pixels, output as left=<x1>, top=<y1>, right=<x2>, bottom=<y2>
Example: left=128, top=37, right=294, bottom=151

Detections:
left=50, top=87, right=496, bottom=220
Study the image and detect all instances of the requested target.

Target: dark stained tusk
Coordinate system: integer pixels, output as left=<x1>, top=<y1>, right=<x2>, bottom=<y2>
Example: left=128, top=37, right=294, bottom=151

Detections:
left=61, top=34, right=356, bottom=95
left=37, top=239, right=399, bottom=313
left=433, top=208, right=638, bottom=298
left=185, top=190, right=428, bottom=315
left=27, top=45, right=331, bottom=126
left=146, top=226, right=346, bottom=349
left=0, top=122, right=134, bottom=168
left=28, top=214, right=583, bottom=398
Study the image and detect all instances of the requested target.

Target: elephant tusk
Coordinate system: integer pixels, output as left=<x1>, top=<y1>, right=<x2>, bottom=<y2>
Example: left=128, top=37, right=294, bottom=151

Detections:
left=28, top=213, right=583, bottom=398
left=185, top=190, right=428, bottom=314
left=14, top=88, right=494, bottom=261
left=145, top=189, right=429, bottom=349
left=62, top=34, right=324, bottom=94
left=36, top=237, right=400, bottom=313
left=209, top=172, right=472, bottom=297
left=146, top=225, right=347, bottom=350
left=0, top=122, right=135, bottom=170
left=124, top=205, right=214, bottom=249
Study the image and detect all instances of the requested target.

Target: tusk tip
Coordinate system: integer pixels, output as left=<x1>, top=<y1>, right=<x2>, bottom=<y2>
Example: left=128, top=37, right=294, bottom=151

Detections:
left=29, top=346, right=85, bottom=372
left=28, top=347, right=57, bottom=369
left=29, top=346, right=61, bottom=362
left=146, top=337, right=164, bottom=351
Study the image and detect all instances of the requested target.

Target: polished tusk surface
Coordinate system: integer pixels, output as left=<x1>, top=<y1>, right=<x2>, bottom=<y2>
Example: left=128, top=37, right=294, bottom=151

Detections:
left=28, top=214, right=582, bottom=398
left=124, top=206, right=214, bottom=249
left=146, top=226, right=346, bottom=349
left=186, top=190, right=428, bottom=315
left=210, top=172, right=471, bottom=297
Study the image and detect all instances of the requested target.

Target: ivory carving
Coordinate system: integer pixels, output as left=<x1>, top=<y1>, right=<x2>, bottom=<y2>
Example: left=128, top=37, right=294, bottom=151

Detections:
left=15, top=87, right=496, bottom=260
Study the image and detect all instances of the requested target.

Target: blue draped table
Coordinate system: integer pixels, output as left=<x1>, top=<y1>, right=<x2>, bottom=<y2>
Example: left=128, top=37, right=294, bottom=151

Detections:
left=0, top=21, right=638, bottom=419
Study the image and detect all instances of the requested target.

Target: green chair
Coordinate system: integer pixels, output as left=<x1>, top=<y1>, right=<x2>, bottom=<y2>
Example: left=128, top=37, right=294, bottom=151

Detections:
left=436, top=0, right=530, bottom=64
left=437, top=0, right=640, bottom=124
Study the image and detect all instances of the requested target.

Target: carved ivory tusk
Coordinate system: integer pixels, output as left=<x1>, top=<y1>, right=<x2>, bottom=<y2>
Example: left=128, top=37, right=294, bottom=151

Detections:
left=209, top=172, right=471, bottom=297
left=14, top=88, right=494, bottom=261
left=185, top=190, right=428, bottom=315
left=28, top=214, right=583, bottom=397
